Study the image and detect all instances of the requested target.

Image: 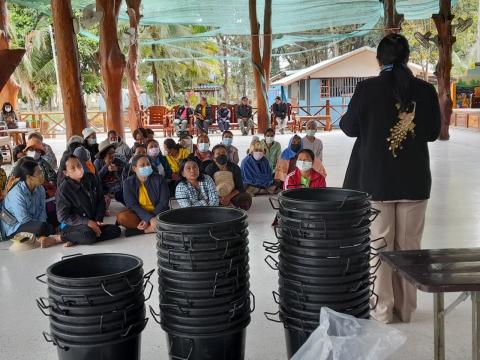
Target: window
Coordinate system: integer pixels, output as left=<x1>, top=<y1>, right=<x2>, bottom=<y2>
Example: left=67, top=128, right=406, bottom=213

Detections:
left=320, top=78, right=368, bottom=98
left=299, top=79, right=306, bottom=100
left=320, top=79, right=330, bottom=98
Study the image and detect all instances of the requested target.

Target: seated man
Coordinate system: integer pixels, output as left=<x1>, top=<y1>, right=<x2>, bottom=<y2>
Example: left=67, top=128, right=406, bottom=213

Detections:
left=173, top=100, right=193, bottom=136
left=236, top=96, right=254, bottom=136
left=28, top=131, right=57, bottom=170
left=216, top=103, right=231, bottom=133
left=205, top=144, right=252, bottom=211
left=194, top=96, right=212, bottom=134
left=100, top=130, right=131, bottom=162
left=271, top=96, right=288, bottom=134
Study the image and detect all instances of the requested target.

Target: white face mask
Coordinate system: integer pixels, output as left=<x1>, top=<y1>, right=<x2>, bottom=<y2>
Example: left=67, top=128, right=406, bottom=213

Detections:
left=253, top=152, right=264, bottom=161
left=27, top=150, right=41, bottom=160
left=198, top=142, right=210, bottom=152
left=5, top=106, right=11, bottom=112
left=147, top=147, right=160, bottom=157
left=88, top=138, right=97, bottom=145
left=296, top=160, right=313, bottom=172
left=306, top=130, right=316, bottom=137
left=265, top=136, right=274, bottom=144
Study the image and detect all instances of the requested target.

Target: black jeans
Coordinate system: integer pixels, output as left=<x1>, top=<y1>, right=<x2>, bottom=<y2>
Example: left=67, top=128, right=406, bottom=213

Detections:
left=61, top=224, right=121, bottom=245
left=13, top=221, right=55, bottom=238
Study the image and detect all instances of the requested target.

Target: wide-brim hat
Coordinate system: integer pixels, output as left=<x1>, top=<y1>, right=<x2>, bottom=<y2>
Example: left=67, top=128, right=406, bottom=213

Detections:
left=82, top=127, right=96, bottom=139
left=96, top=142, right=115, bottom=159
left=67, top=135, right=84, bottom=147
left=24, top=138, right=45, bottom=155
left=9, top=232, right=40, bottom=251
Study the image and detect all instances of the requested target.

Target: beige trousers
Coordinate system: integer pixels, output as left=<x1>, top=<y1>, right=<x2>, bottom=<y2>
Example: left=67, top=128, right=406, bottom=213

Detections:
left=370, top=200, right=428, bottom=323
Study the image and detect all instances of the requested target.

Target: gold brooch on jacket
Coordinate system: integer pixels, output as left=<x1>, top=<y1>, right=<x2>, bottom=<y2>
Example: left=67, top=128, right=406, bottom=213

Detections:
left=387, top=102, right=416, bottom=158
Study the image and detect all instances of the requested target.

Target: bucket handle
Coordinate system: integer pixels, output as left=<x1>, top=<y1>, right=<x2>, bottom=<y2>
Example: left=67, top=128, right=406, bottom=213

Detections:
left=159, top=302, right=188, bottom=315
left=273, top=225, right=294, bottom=240
left=370, top=258, right=382, bottom=276
left=43, top=331, right=68, bottom=351
left=36, top=298, right=51, bottom=317
left=61, top=253, right=83, bottom=260
left=264, top=255, right=279, bottom=271
left=149, top=305, right=162, bottom=325
left=168, top=336, right=194, bottom=360
left=60, top=294, right=92, bottom=306
left=280, top=277, right=305, bottom=296
left=121, top=318, right=148, bottom=338
left=249, top=290, right=256, bottom=313
left=143, top=277, right=154, bottom=302
left=269, top=197, right=281, bottom=210
left=35, top=273, right=47, bottom=284
left=369, top=208, right=381, bottom=223
left=370, top=237, right=387, bottom=252
left=337, top=194, right=356, bottom=210
left=262, top=240, right=279, bottom=254
left=264, top=310, right=283, bottom=323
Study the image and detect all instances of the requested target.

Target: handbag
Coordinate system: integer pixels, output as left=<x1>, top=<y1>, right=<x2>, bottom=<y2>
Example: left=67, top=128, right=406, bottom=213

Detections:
left=0, top=207, right=17, bottom=225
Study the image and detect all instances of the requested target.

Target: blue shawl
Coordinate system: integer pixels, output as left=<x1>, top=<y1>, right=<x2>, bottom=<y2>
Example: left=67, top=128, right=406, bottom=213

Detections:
left=241, top=155, right=273, bottom=188
left=280, top=135, right=303, bottom=160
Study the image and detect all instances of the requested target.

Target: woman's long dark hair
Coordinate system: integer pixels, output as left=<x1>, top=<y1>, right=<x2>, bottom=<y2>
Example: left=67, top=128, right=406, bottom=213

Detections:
left=15, top=157, right=38, bottom=181
left=377, top=34, right=414, bottom=112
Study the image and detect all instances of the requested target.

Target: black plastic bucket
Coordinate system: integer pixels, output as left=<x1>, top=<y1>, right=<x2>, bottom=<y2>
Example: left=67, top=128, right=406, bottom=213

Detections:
left=277, top=239, right=371, bottom=257
left=277, top=210, right=376, bottom=231
left=157, top=251, right=249, bottom=271
left=277, top=202, right=372, bottom=219
left=46, top=254, right=143, bottom=288
left=158, top=263, right=249, bottom=281
left=271, top=231, right=370, bottom=250
left=279, top=283, right=371, bottom=303
left=160, top=272, right=249, bottom=290
left=160, top=289, right=248, bottom=308
left=279, top=268, right=371, bottom=285
left=284, top=326, right=311, bottom=359
left=278, top=275, right=370, bottom=295
left=159, top=282, right=250, bottom=300
left=156, top=241, right=248, bottom=262
left=167, top=328, right=246, bottom=360
left=277, top=221, right=372, bottom=239
left=160, top=315, right=251, bottom=336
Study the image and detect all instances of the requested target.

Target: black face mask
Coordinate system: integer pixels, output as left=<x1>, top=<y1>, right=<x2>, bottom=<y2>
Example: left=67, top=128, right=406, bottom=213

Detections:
left=216, top=154, right=228, bottom=165
left=291, top=144, right=301, bottom=152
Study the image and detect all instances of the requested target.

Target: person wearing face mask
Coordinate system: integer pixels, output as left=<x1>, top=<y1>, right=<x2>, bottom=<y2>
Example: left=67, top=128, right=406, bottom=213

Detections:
left=260, top=128, right=281, bottom=175
left=147, top=139, right=172, bottom=180
left=178, top=132, right=194, bottom=154
left=221, top=131, right=239, bottom=165
left=117, top=155, right=170, bottom=237
left=205, top=144, right=252, bottom=211
left=1, top=102, right=18, bottom=129
left=274, top=134, right=303, bottom=184
left=99, top=130, right=131, bottom=162
left=94, top=142, right=125, bottom=210
left=188, top=134, right=213, bottom=173
left=122, top=144, right=147, bottom=181
left=284, top=149, right=326, bottom=190
left=302, top=120, right=324, bottom=161
left=82, top=128, right=99, bottom=159
left=164, top=138, right=190, bottom=180
left=56, top=155, right=121, bottom=246
left=216, top=103, right=231, bottom=133
left=27, top=132, right=58, bottom=170
left=175, top=159, right=219, bottom=208
left=241, top=140, right=278, bottom=196
left=1, top=157, right=62, bottom=247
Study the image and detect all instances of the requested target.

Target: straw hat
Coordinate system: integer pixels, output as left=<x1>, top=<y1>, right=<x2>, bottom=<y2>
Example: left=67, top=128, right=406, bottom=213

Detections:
left=9, top=232, right=40, bottom=251
left=24, top=137, right=45, bottom=155
left=214, top=171, right=235, bottom=197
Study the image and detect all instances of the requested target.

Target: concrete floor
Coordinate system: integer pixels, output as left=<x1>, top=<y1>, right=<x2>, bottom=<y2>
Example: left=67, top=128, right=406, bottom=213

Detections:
left=1, top=128, right=480, bottom=359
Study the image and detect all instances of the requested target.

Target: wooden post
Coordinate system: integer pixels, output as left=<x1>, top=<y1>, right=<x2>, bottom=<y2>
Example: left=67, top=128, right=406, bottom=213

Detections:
left=0, top=0, right=20, bottom=111
left=97, top=0, right=126, bottom=137
left=249, top=0, right=272, bottom=133
left=51, top=0, right=87, bottom=137
left=126, top=0, right=143, bottom=132
left=433, top=0, right=455, bottom=140
left=382, top=0, right=404, bottom=34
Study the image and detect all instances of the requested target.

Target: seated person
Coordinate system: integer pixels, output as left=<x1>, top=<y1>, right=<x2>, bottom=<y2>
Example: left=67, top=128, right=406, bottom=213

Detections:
left=164, top=138, right=190, bottom=180
left=261, top=128, right=281, bottom=175
left=145, top=128, right=155, bottom=142
left=1, top=102, right=18, bottom=129
left=117, top=155, right=170, bottom=237
left=147, top=139, right=172, bottom=180
left=94, top=143, right=125, bottom=209
left=178, top=132, right=194, bottom=154
left=222, top=131, right=239, bottom=165
left=271, top=96, right=288, bottom=134
left=28, top=131, right=57, bottom=170
left=217, top=103, right=231, bottom=133
left=0, top=153, right=6, bottom=196
left=2, top=157, right=61, bottom=247
left=236, top=96, right=254, bottom=136
left=82, top=127, right=99, bottom=159
left=241, top=140, right=278, bottom=195
left=188, top=134, right=213, bottom=173
left=302, top=120, right=324, bottom=161
left=12, top=144, right=26, bottom=163
left=100, top=130, right=131, bottom=162
left=73, top=146, right=96, bottom=174
left=175, top=159, right=219, bottom=208
left=205, top=144, right=252, bottom=211
left=284, top=149, right=326, bottom=190
left=174, top=100, right=193, bottom=136
left=57, top=155, right=121, bottom=246
left=133, top=127, right=148, bottom=147
left=194, top=97, right=212, bottom=134
left=122, top=143, right=147, bottom=181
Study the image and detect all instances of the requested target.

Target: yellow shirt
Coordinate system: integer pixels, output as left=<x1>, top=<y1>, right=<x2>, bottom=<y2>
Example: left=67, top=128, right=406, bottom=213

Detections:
left=167, top=147, right=190, bottom=174
left=138, top=183, right=154, bottom=213
left=201, top=106, right=206, bottom=118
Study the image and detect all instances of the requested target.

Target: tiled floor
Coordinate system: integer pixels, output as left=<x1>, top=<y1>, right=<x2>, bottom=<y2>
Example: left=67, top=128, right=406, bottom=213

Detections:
left=1, top=128, right=479, bottom=359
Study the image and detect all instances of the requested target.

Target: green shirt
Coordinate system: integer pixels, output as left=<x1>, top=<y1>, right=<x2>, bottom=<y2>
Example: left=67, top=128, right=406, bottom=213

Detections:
left=301, top=175, right=310, bottom=188
left=261, top=139, right=281, bottom=174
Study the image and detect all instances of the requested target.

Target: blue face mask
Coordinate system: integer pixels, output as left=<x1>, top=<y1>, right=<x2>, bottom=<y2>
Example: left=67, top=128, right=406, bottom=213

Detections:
left=223, top=138, right=233, bottom=146
left=139, top=165, right=153, bottom=177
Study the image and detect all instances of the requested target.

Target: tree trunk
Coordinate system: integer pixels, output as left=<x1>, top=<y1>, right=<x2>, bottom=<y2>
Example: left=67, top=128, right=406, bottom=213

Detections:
left=383, top=0, right=404, bottom=34
left=249, top=0, right=272, bottom=133
left=262, top=0, right=272, bottom=92
left=433, top=0, right=455, bottom=141
left=97, top=0, right=126, bottom=137
left=477, top=0, right=480, bottom=62
left=151, top=62, right=160, bottom=104
left=220, top=36, right=229, bottom=103
left=126, top=0, right=142, bottom=132
left=51, top=0, right=87, bottom=137
left=167, top=76, right=175, bottom=99
left=0, top=0, right=20, bottom=111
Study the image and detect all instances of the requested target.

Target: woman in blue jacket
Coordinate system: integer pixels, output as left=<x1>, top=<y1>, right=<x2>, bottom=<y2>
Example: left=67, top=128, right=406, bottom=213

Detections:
left=241, top=140, right=278, bottom=195
left=117, top=155, right=170, bottom=237
left=2, top=157, right=62, bottom=247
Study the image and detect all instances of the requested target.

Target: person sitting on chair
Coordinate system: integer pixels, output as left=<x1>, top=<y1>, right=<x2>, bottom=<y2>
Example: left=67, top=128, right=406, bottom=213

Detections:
left=217, top=103, right=231, bottom=133
left=1, top=102, right=18, bottom=129
left=174, top=100, right=193, bottom=136
left=236, top=96, right=254, bottom=136
left=117, top=155, right=170, bottom=237
left=271, top=96, right=288, bottom=134
left=194, top=97, right=212, bottom=134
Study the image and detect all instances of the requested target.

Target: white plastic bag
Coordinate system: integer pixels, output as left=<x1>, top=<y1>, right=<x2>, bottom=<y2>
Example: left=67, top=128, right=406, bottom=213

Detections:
left=291, top=308, right=407, bottom=360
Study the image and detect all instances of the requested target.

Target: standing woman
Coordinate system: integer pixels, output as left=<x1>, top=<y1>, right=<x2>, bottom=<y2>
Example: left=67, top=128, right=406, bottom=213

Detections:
left=340, top=34, right=441, bottom=324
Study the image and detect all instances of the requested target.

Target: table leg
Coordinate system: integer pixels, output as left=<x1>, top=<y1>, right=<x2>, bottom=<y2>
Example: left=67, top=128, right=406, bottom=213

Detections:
left=434, top=293, right=445, bottom=360
left=472, top=292, right=480, bottom=360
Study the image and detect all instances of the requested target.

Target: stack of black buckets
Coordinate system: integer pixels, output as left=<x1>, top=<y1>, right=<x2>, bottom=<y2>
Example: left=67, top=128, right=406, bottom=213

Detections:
left=36, top=253, right=152, bottom=360
left=264, top=188, right=381, bottom=358
left=151, top=207, right=253, bottom=360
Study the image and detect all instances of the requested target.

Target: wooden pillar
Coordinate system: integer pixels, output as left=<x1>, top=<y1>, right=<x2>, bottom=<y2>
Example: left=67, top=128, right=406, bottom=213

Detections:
left=126, top=0, right=142, bottom=132
left=0, top=0, right=20, bottom=111
left=51, top=0, right=87, bottom=138
left=382, top=0, right=404, bottom=34
left=249, top=0, right=272, bottom=133
left=97, top=0, right=126, bottom=137
left=433, top=0, right=455, bottom=140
